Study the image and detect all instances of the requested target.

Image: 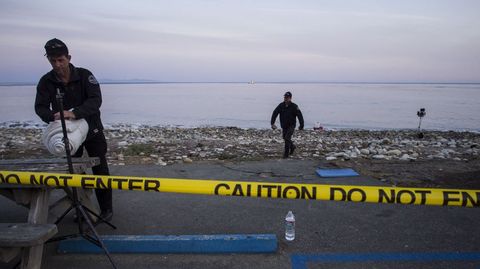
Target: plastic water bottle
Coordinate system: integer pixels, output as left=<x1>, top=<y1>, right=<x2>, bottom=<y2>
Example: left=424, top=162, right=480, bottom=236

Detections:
left=285, top=211, right=295, bottom=241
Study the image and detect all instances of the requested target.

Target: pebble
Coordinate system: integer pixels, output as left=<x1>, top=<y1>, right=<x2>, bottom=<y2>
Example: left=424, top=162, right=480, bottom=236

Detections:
left=118, top=141, right=128, bottom=147
left=387, top=149, right=402, bottom=156
left=360, top=149, right=370, bottom=155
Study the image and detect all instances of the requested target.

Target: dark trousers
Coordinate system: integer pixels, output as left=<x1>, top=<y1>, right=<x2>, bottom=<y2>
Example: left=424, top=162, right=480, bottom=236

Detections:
left=282, top=126, right=295, bottom=158
left=73, top=131, right=112, bottom=212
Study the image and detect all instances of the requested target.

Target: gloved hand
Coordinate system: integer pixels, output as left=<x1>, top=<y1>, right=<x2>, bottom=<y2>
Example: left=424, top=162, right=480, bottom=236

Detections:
left=271, top=124, right=277, bottom=130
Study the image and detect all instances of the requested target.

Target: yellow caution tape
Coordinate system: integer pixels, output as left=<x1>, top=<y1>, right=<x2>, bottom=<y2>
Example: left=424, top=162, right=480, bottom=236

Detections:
left=1, top=170, right=479, bottom=207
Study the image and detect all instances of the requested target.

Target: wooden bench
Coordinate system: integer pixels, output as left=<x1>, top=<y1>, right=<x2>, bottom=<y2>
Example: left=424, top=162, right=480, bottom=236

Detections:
left=0, top=157, right=100, bottom=268
left=0, top=223, right=58, bottom=269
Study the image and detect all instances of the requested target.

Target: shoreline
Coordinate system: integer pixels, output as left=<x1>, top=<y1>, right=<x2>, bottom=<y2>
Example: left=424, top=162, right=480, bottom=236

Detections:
left=1, top=126, right=479, bottom=189
left=1, top=126, right=478, bottom=163
left=1, top=120, right=480, bottom=133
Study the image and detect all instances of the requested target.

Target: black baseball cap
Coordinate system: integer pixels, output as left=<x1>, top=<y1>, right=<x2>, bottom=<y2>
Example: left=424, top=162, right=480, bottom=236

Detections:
left=284, top=91, right=292, bottom=98
left=44, top=38, right=69, bottom=57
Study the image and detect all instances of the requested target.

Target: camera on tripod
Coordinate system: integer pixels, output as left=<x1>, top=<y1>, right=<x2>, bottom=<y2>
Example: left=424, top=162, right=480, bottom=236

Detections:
left=417, top=108, right=426, bottom=118
left=416, top=108, right=426, bottom=139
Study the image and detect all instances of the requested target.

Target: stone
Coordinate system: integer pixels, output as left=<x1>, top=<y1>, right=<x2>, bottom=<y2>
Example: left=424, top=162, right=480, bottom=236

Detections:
left=381, top=138, right=391, bottom=145
left=183, top=157, right=193, bottom=163
left=360, top=149, right=370, bottom=155
left=118, top=141, right=128, bottom=147
left=441, top=149, right=456, bottom=155
left=386, top=149, right=402, bottom=156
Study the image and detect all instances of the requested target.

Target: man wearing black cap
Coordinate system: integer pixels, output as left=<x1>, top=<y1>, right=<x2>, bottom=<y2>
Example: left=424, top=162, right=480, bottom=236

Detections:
left=271, top=91, right=304, bottom=158
left=35, top=38, right=113, bottom=221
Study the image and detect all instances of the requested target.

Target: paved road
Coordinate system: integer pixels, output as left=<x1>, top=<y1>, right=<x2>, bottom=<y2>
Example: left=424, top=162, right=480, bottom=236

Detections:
left=2, top=159, right=479, bottom=269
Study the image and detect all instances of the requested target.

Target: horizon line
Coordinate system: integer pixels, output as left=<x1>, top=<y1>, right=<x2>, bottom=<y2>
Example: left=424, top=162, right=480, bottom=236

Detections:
left=1, top=80, right=480, bottom=86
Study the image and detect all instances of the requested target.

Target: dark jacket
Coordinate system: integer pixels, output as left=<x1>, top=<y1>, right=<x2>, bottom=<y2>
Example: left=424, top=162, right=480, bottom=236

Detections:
left=35, top=63, right=104, bottom=138
left=271, top=102, right=304, bottom=129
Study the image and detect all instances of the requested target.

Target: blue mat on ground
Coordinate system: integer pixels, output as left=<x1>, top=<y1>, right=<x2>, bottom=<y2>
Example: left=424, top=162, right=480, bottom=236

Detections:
left=57, top=234, right=277, bottom=254
left=316, top=168, right=359, bottom=178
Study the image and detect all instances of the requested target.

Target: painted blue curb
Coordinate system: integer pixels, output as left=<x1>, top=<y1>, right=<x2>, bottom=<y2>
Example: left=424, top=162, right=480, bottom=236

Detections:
left=58, top=234, right=277, bottom=254
left=291, top=252, right=480, bottom=269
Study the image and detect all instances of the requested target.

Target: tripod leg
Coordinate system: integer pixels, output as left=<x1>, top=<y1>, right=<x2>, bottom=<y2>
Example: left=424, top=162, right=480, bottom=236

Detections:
left=54, top=204, right=75, bottom=225
left=77, top=204, right=118, bottom=269
left=82, top=205, right=117, bottom=229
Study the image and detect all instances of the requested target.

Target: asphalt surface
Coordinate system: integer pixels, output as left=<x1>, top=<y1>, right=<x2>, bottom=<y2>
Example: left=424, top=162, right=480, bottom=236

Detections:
left=1, top=159, right=480, bottom=269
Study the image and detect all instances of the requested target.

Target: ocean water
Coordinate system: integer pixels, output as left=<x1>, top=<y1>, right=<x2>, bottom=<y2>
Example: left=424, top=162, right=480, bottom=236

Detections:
left=1, top=83, right=479, bottom=131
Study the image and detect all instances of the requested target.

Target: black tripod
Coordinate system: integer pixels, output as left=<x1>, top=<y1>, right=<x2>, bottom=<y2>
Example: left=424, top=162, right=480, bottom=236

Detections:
left=417, top=108, right=426, bottom=139
left=47, top=88, right=117, bottom=269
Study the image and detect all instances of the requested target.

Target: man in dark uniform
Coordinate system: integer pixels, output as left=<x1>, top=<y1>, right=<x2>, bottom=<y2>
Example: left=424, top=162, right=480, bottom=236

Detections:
left=271, top=91, right=304, bottom=158
left=35, top=38, right=113, bottom=221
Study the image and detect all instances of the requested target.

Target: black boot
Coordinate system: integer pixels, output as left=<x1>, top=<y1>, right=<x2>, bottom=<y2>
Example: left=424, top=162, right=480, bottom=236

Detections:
left=290, top=144, right=296, bottom=155
left=99, top=209, right=113, bottom=222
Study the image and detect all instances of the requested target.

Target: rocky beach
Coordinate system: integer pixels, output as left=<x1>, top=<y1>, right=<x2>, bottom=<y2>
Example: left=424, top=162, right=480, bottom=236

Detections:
left=1, top=125, right=479, bottom=189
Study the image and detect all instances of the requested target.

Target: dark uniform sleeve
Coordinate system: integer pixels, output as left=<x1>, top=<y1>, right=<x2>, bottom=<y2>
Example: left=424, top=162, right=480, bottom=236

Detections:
left=296, top=105, right=304, bottom=129
left=72, top=71, right=102, bottom=119
left=271, top=104, right=281, bottom=125
left=34, top=78, right=55, bottom=123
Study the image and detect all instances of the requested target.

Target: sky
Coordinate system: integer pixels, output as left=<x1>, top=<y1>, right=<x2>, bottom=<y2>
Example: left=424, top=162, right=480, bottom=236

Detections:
left=0, top=0, right=479, bottom=83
